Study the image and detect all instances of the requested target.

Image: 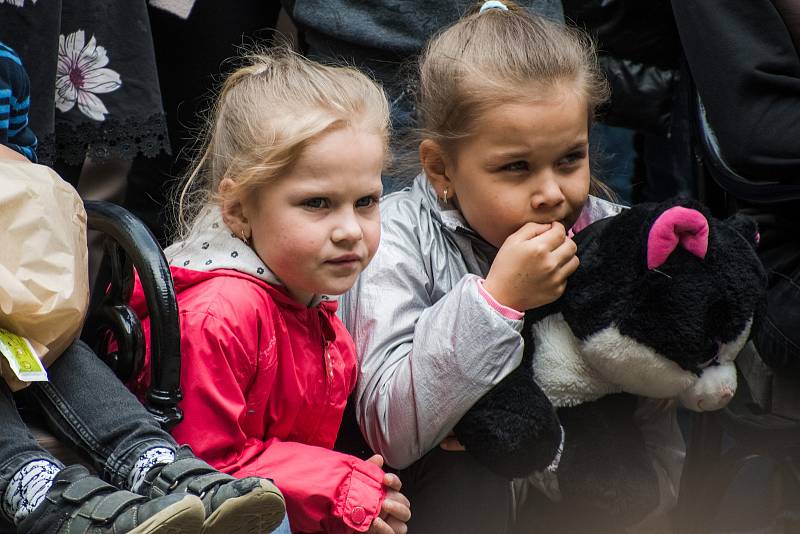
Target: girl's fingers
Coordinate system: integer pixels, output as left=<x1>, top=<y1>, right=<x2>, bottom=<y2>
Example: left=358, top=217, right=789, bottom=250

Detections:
left=385, top=516, right=409, bottom=534
left=385, top=489, right=411, bottom=510
left=507, top=221, right=553, bottom=243
left=368, top=517, right=393, bottom=534
left=552, top=237, right=578, bottom=267
left=383, top=472, right=402, bottom=491
left=531, top=222, right=567, bottom=251
left=0, top=144, right=30, bottom=162
left=382, top=496, right=412, bottom=522
left=563, top=254, right=580, bottom=277
left=439, top=436, right=466, bottom=451
left=366, top=454, right=384, bottom=468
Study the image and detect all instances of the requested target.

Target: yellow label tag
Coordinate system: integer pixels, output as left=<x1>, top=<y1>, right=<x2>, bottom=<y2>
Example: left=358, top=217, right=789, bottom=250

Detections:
left=0, top=328, right=48, bottom=382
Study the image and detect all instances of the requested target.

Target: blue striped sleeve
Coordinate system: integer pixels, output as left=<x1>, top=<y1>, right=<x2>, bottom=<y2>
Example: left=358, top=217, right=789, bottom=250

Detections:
left=0, top=41, right=37, bottom=162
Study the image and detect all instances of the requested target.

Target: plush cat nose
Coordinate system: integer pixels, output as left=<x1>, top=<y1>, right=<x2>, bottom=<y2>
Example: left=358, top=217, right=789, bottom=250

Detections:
left=647, top=206, right=710, bottom=270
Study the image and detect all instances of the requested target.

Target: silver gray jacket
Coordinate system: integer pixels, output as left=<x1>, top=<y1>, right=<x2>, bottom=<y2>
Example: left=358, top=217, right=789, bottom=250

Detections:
left=340, top=174, right=684, bottom=522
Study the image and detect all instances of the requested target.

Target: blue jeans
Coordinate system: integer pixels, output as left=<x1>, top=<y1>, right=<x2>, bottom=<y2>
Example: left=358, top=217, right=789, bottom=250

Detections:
left=0, top=340, right=178, bottom=529
left=271, top=515, right=291, bottom=534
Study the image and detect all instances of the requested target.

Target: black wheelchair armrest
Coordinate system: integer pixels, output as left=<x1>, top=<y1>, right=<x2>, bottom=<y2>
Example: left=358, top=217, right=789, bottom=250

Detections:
left=82, top=200, right=183, bottom=430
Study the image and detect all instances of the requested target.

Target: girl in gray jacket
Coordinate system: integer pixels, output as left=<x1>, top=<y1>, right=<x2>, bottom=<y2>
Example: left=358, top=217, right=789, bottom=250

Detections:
left=340, top=2, right=684, bottom=533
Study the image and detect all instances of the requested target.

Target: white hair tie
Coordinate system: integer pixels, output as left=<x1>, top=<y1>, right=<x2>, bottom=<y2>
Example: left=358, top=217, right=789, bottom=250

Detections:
left=479, top=0, right=509, bottom=13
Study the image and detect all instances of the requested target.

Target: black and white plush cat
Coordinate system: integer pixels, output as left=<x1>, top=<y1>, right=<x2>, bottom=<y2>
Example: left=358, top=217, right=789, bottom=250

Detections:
left=454, top=198, right=767, bottom=526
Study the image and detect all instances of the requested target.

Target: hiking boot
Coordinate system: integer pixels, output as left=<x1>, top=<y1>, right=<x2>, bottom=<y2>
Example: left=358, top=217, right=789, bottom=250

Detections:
left=141, top=447, right=285, bottom=534
left=17, top=465, right=205, bottom=534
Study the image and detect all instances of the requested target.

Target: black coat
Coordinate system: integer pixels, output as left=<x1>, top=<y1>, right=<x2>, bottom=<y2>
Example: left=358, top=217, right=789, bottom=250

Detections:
left=673, top=0, right=800, bottom=185
left=563, top=0, right=681, bottom=135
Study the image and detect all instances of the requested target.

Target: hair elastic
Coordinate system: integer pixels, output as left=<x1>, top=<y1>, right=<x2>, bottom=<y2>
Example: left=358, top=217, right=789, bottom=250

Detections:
left=479, top=1, right=509, bottom=14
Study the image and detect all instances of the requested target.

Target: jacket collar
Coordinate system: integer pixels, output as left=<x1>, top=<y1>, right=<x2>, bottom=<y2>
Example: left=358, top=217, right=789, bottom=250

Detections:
left=412, top=174, right=499, bottom=265
left=415, top=173, right=476, bottom=234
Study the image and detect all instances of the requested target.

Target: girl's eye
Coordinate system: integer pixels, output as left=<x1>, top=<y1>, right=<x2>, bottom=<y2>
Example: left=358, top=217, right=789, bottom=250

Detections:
left=501, top=161, right=529, bottom=172
left=303, top=198, right=330, bottom=209
left=559, top=150, right=587, bottom=167
left=355, top=196, right=380, bottom=209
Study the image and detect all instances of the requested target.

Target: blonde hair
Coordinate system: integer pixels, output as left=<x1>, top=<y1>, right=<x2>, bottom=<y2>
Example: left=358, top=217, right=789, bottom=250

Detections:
left=174, top=47, right=391, bottom=239
left=416, top=1, right=612, bottom=197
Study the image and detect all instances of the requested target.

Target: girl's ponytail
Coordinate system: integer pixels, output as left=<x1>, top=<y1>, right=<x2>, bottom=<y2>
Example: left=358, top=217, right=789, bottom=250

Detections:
left=470, top=0, right=525, bottom=16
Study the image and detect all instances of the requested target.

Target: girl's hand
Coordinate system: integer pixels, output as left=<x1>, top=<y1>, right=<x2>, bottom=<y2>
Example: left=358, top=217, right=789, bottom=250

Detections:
left=483, top=221, right=578, bottom=311
left=439, top=432, right=465, bottom=451
left=366, top=455, right=411, bottom=534
left=0, top=145, right=29, bottom=162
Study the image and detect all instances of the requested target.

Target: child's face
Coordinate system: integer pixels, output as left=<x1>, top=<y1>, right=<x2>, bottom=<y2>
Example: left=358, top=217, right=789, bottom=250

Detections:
left=440, top=87, right=590, bottom=249
left=245, top=127, right=384, bottom=305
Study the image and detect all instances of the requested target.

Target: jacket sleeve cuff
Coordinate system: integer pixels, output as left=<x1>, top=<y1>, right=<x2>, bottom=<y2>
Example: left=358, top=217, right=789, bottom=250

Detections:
left=332, top=460, right=386, bottom=532
left=476, top=278, right=524, bottom=320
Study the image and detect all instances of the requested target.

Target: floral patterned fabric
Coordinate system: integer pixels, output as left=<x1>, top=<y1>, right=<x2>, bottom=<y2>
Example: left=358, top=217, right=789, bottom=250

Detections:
left=0, top=0, right=169, bottom=164
left=55, top=30, right=122, bottom=123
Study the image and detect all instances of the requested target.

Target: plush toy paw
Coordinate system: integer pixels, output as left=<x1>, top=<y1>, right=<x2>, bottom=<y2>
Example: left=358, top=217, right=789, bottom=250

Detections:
left=556, top=394, right=660, bottom=528
left=679, top=360, right=737, bottom=411
left=454, top=362, right=562, bottom=479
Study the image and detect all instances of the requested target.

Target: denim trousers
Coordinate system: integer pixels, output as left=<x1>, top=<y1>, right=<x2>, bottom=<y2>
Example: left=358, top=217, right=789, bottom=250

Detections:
left=0, top=339, right=178, bottom=527
left=271, top=515, right=291, bottom=534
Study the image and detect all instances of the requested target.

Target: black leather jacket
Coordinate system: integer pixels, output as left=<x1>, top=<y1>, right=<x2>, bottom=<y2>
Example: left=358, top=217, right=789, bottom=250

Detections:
left=563, top=0, right=681, bottom=136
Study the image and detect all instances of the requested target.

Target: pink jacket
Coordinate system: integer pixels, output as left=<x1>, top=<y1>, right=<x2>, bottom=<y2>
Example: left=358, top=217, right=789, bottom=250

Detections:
left=129, top=267, right=385, bottom=533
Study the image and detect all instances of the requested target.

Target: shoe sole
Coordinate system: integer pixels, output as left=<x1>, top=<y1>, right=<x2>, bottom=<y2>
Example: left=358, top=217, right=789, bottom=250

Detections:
left=201, top=485, right=286, bottom=534
left=129, top=496, right=206, bottom=534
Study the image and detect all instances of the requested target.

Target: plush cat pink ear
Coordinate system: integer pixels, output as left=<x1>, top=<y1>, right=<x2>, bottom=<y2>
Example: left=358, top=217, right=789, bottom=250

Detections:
left=647, top=206, right=709, bottom=270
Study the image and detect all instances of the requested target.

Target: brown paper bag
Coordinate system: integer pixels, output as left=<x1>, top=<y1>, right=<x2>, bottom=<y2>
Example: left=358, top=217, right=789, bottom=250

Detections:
left=0, top=160, right=89, bottom=391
